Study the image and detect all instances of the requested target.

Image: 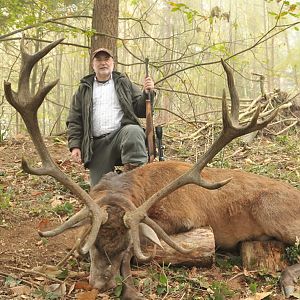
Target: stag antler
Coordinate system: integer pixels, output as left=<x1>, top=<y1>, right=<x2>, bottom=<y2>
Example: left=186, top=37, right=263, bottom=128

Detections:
left=124, top=59, right=278, bottom=261
left=4, top=38, right=108, bottom=254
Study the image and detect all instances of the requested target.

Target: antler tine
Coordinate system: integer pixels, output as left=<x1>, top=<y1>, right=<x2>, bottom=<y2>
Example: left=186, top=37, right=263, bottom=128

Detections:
left=124, top=59, right=278, bottom=257
left=4, top=38, right=107, bottom=254
left=221, top=59, right=239, bottom=124
left=39, top=207, right=90, bottom=237
left=18, top=37, right=64, bottom=101
left=143, top=217, right=191, bottom=254
left=129, top=221, right=152, bottom=261
left=32, top=66, right=60, bottom=111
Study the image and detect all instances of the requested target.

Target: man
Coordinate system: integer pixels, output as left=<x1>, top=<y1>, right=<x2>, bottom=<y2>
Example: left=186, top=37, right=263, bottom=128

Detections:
left=67, top=48, right=155, bottom=186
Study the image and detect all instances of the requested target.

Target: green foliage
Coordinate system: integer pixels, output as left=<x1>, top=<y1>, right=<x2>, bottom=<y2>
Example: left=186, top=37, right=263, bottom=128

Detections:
left=53, top=201, right=74, bottom=216
left=215, top=254, right=242, bottom=271
left=267, top=0, right=300, bottom=20
left=37, top=193, right=53, bottom=203
left=211, top=43, right=231, bottom=56
left=33, top=287, right=60, bottom=300
left=0, top=0, right=87, bottom=38
left=249, top=282, right=258, bottom=294
left=73, top=174, right=90, bottom=192
left=257, top=271, right=279, bottom=286
left=85, top=28, right=97, bottom=38
left=4, top=275, right=22, bottom=287
left=208, top=281, right=235, bottom=300
left=114, top=275, right=123, bottom=298
left=130, top=0, right=139, bottom=6
left=0, top=185, right=13, bottom=209
left=56, top=268, right=68, bottom=280
left=40, top=237, right=49, bottom=245
left=156, top=272, right=168, bottom=295
left=167, top=1, right=206, bottom=23
left=274, top=135, right=297, bottom=152
left=285, top=237, right=300, bottom=264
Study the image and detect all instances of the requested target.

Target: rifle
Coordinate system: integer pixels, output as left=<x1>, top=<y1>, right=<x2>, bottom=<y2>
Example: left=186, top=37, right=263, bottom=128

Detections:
left=145, top=58, right=155, bottom=163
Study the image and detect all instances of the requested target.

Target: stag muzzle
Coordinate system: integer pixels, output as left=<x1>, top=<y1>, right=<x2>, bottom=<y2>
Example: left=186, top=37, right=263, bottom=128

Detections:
left=89, top=244, right=124, bottom=291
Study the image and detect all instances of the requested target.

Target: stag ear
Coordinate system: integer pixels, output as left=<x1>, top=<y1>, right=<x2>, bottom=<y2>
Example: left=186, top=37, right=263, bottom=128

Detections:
left=139, top=223, right=164, bottom=249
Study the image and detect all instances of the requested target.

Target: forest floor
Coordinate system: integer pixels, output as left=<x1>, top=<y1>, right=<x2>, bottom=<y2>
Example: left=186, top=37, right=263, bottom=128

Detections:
left=0, top=128, right=299, bottom=300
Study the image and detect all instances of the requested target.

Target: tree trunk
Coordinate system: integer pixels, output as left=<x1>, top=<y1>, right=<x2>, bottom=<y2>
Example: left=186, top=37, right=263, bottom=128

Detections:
left=55, top=38, right=63, bottom=134
left=284, top=31, right=299, bottom=88
left=263, top=0, right=271, bottom=92
left=91, top=0, right=119, bottom=62
left=138, top=227, right=215, bottom=268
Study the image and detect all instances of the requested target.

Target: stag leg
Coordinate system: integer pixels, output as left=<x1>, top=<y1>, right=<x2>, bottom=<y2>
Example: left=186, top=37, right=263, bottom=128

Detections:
left=280, top=263, right=300, bottom=297
left=120, top=247, right=144, bottom=300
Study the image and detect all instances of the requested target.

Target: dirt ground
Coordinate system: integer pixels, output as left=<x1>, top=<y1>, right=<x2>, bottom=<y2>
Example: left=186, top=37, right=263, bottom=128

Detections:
left=0, top=134, right=299, bottom=300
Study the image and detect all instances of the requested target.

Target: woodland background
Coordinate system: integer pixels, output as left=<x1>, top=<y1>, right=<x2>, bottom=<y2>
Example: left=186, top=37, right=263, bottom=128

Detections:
left=0, top=0, right=300, bottom=299
left=0, top=0, right=299, bottom=140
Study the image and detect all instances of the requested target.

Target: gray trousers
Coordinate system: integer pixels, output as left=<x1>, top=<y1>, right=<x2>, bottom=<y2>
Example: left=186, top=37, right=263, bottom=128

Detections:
left=88, top=124, right=147, bottom=186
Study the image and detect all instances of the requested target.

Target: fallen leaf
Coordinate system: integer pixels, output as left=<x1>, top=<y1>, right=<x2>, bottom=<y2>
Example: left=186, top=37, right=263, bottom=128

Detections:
left=98, top=293, right=111, bottom=300
left=50, top=197, right=63, bottom=208
left=291, top=292, right=300, bottom=299
left=45, top=283, right=66, bottom=297
left=68, top=271, right=87, bottom=278
left=32, top=265, right=60, bottom=278
left=37, top=218, right=50, bottom=230
left=34, top=276, right=46, bottom=281
left=10, top=285, right=31, bottom=295
left=68, top=283, right=76, bottom=295
left=243, top=291, right=272, bottom=300
left=74, top=281, right=93, bottom=290
left=36, top=240, right=44, bottom=246
left=31, top=190, right=43, bottom=196
left=75, top=289, right=98, bottom=300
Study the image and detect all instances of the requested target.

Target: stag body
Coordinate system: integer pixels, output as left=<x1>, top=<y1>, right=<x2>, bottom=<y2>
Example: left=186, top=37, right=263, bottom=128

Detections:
left=88, top=161, right=300, bottom=297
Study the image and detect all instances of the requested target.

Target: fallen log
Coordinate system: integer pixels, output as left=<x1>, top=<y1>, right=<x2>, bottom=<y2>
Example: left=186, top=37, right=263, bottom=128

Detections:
left=138, top=227, right=215, bottom=268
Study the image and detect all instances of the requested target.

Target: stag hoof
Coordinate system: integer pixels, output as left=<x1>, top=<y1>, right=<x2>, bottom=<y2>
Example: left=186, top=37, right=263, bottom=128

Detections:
left=281, top=285, right=295, bottom=298
left=121, top=287, right=144, bottom=300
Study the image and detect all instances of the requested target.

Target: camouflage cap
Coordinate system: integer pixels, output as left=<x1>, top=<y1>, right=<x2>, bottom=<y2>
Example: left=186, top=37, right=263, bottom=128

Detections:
left=92, top=48, right=113, bottom=59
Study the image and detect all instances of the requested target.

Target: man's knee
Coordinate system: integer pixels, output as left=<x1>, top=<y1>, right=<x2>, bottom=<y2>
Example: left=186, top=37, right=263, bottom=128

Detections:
left=120, top=125, right=147, bottom=163
left=122, top=124, right=145, bottom=140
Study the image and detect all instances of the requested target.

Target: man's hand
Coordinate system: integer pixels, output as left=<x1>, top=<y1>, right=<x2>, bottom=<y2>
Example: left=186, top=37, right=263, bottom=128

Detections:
left=143, top=76, right=154, bottom=92
left=71, top=148, right=82, bottom=163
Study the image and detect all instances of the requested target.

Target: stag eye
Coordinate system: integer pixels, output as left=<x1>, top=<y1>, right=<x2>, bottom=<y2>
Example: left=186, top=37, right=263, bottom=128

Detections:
left=103, top=272, right=112, bottom=280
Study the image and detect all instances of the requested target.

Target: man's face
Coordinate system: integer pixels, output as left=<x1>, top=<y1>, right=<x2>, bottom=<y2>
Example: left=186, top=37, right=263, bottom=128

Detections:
left=92, top=52, right=114, bottom=80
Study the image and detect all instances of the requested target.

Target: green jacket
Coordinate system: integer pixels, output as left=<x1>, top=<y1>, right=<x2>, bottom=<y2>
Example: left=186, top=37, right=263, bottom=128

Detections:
left=67, top=71, right=150, bottom=166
